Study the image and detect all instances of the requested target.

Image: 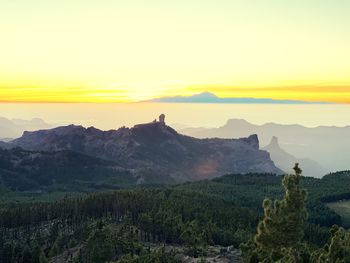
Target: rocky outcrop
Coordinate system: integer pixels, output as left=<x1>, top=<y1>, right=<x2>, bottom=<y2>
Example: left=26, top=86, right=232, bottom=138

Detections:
left=12, top=120, right=282, bottom=182
left=180, top=118, right=350, bottom=173
left=262, top=136, right=327, bottom=178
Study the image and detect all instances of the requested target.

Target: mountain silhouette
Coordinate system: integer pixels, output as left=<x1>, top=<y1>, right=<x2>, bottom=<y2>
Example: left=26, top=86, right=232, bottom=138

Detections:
left=181, top=119, right=350, bottom=173
left=11, top=115, right=282, bottom=183
left=149, top=92, right=327, bottom=104
left=262, top=136, right=327, bottom=178
left=0, top=117, right=52, bottom=139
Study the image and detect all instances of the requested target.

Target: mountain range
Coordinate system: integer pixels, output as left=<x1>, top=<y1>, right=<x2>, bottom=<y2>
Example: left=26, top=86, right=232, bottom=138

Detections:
left=0, top=117, right=52, bottom=139
left=0, top=116, right=282, bottom=190
left=149, top=92, right=328, bottom=104
left=180, top=119, right=350, bottom=174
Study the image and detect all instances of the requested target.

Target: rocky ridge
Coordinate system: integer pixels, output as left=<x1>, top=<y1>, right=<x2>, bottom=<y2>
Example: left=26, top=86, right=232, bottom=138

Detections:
left=11, top=115, right=282, bottom=182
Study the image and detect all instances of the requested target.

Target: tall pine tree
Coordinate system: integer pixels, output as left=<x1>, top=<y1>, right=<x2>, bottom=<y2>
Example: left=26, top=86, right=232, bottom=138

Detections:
left=241, top=163, right=308, bottom=262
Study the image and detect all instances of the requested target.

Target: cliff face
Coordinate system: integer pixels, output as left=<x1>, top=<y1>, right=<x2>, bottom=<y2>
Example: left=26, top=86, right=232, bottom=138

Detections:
left=180, top=118, right=350, bottom=173
left=12, top=121, right=282, bottom=182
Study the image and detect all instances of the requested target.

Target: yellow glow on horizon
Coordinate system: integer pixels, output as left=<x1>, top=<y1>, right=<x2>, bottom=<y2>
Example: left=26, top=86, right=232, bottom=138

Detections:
left=185, top=83, right=350, bottom=103
left=1, top=1, right=350, bottom=103
left=1, top=82, right=350, bottom=103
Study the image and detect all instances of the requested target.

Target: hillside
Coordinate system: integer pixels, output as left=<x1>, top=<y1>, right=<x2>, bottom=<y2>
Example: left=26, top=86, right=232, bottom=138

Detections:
left=2, top=171, right=350, bottom=262
left=0, top=141, right=11, bottom=149
left=11, top=116, right=282, bottom=183
left=180, top=118, right=350, bottom=172
left=0, top=147, right=136, bottom=191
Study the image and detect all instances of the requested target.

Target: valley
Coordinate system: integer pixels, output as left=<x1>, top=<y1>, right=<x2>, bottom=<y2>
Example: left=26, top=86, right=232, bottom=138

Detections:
left=327, top=200, right=350, bottom=228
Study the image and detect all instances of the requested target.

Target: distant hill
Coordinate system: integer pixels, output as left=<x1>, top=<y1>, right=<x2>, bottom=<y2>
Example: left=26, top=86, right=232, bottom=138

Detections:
left=180, top=119, right=350, bottom=173
left=11, top=115, right=282, bottom=183
left=0, top=138, right=13, bottom=142
left=149, top=92, right=327, bottom=104
left=262, top=136, right=327, bottom=178
left=0, top=117, right=52, bottom=139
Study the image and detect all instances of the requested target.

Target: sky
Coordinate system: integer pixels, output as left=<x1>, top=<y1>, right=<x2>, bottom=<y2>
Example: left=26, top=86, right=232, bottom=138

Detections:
left=1, top=0, right=350, bottom=103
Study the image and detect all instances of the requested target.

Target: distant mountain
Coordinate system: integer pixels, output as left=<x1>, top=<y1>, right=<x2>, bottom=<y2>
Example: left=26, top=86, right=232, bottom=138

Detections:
left=262, top=136, right=327, bottom=178
left=0, top=147, right=136, bottom=191
left=0, top=117, right=52, bottom=139
left=0, top=138, right=13, bottom=142
left=149, top=92, right=327, bottom=104
left=11, top=115, right=282, bottom=183
left=180, top=119, right=350, bottom=173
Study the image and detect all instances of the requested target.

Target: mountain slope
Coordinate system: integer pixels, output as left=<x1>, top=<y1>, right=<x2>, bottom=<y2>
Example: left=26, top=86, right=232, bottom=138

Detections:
left=180, top=119, right=350, bottom=173
left=262, top=136, right=327, bottom=178
left=11, top=117, right=282, bottom=182
left=0, top=141, right=11, bottom=149
left=0, top=147, right=136, bottom=191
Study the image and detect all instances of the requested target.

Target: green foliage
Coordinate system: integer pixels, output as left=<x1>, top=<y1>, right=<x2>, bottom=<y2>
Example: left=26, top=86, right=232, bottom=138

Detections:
left=180, top=220, right=207, bottom=257
left=39, top=253, right=48, bottom=263
left=240, top=165, right=350, bottom=263
left=312, top=225, right=350, bottom=262
left=0, top=186, right=256, bottom=262
left=241, top=164, right=308, bottom=262
left=255, top=164, right=308, bottom=250
left=0, top=241, right=47, bottom=263
left=178, top=172, right=343, bottom=228
left=115, top=247, right=179, bottom=263
left=0, top=188, right=257, bottom=249
left=48, top=242, right=59, bottom=258
left=77, top=223, right=142, bottom=263
left=2, top=167, right=350, bottom=262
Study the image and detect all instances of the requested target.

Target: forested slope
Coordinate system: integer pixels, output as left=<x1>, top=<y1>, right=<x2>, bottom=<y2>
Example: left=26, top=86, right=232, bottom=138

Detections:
left=1, top=170, right=350, bottom=262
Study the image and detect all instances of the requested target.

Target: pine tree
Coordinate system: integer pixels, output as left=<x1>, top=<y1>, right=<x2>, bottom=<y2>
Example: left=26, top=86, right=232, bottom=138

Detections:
left=312, top=225, right=350, bottom=262
left=241, top=163, right=308, bottom=262
left=39, top=252, right=49, bottom=263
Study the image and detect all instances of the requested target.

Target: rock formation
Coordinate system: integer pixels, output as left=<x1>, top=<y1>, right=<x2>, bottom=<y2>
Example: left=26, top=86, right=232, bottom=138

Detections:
left=12, top=118, right=282, bottom=182
left=262, top=136, right=327, bottom=178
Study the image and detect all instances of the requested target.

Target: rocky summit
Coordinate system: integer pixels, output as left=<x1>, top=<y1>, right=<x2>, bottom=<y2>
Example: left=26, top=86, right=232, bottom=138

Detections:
left=11, top=115, right=282, bottom=183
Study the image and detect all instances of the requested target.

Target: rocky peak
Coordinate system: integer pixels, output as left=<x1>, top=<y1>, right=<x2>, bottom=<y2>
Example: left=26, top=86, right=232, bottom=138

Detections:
left=11, top=116, right=282, bottom=181
left=132, top=114, right=178, bottom=138
left=224, top=119, right=253, bottom=129
left=269, top=136, right=280, bottom=148
left=159, top=114, right=166, bottom=124
left=242, top=134, right=259, bottom=149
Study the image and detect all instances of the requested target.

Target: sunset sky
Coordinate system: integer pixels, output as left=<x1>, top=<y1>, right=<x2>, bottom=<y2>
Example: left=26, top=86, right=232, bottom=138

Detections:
left=1, top=0, right=350, bottom=103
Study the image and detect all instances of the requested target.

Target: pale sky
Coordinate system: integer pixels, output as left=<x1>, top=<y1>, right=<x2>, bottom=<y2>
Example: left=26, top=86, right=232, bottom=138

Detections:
left=1, top=0, right=350, bottom=102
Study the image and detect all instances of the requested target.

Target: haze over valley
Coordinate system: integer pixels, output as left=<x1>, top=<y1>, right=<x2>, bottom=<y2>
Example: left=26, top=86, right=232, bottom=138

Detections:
left=2, top=0, right=350, bottom=262
left=2, top=110, right=349, bottom=177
